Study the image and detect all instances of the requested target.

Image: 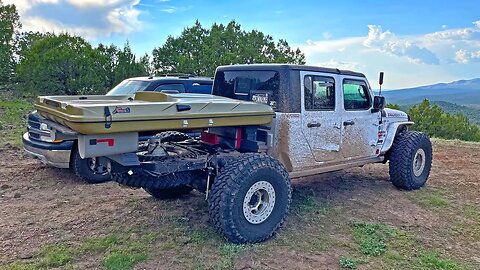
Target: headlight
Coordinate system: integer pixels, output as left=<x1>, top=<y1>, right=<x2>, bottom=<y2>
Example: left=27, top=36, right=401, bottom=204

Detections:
left=40, top=123, right=49, bottom=131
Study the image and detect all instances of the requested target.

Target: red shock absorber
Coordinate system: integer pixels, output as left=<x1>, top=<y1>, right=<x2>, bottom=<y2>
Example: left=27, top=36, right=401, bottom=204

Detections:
left=201, top=131, right=218, bottom=144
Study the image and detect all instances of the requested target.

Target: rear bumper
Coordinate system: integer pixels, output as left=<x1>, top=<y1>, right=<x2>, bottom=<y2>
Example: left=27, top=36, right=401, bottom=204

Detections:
left=22, top=133, right=74, bottom=168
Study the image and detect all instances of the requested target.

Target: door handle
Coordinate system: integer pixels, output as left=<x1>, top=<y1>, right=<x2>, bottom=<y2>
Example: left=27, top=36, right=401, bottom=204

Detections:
left=307, top=122, right=322, bottom=128
left=343, top=120, right=355, bottom=126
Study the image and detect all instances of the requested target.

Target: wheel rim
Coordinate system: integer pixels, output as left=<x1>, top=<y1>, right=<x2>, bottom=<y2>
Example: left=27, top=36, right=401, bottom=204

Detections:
left=413, top=148, right=426, bottom=177
left=242, top=181, right=276, bottom=224
left=88, top=157, right=108, bottom=175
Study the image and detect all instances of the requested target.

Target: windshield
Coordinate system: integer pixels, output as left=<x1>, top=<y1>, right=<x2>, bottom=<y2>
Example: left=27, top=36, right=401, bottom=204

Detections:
left=213, top=70, right=279, bottom=110
left=106, top=80, right=150, bottom=95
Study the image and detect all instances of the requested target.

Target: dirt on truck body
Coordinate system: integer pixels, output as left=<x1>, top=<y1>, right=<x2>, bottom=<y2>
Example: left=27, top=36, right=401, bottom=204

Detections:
left=24, top=64, right=433, bottom=244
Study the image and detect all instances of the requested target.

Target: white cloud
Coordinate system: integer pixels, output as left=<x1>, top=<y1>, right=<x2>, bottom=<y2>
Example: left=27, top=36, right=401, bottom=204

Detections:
left=106, top=1, right=141, bottom=34
left=301, top=37, right=363, bottom=54
left=5, top=0, right=59, bottom=13
left=160, top=7, right=176, bottom=13
left=158, top=5, right=192, bottom=14
left=455, top=49, right=480, bottom=64
left=66, top=0, right=126, bottom=9
left=363, top=25, right=439, bottom=65
left=425, top=28, right=478, bottom=41
left=475, top=20, right=480, bottom=29
left=4, top=0, right=143, bottom=38
left=322, top=31, right=332, bottom=40
left=297, top=21, right=480, bottom=88
left=22, top=16, right=99, bottom=38
left=314, top=59, right=359, bottom=70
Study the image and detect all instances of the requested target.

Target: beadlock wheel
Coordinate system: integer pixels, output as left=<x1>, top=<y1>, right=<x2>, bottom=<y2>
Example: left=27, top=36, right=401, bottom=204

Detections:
left=208, top=154, right=291, bottom=243
left=413, top=148, right=426, bottom=177
left=242, top=181, right=276, bottom=224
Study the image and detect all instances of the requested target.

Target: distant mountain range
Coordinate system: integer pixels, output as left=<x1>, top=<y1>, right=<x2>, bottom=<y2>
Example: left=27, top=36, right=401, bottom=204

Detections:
left=382, top=78, right=480, bottom=107
left=381, top=78, right=480, bottom=125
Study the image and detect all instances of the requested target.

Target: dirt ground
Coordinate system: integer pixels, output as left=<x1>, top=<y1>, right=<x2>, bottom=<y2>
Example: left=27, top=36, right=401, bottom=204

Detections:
left=0, top=139, right=479, bottom=270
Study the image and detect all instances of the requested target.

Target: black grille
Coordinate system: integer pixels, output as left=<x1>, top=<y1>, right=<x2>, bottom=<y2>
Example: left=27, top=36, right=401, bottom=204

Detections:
left=29, top=133, right=40, bottom=139
left=29, top=120, right=41, bottom=129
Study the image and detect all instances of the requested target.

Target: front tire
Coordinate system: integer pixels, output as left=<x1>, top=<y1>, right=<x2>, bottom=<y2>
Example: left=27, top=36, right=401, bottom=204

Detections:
left=389, top=131, right=432, bottom=190
left=71, top=147, right=111, bottom=184
left=208, top=154, right=292, bottom=244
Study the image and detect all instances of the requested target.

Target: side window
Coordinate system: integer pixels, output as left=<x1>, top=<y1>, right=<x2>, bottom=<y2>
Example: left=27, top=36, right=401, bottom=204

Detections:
left=155, top=83, right=186, bottom=93
left=343, top=79, right=371, bottom=110
left=304, top=76, right=335, bottom=111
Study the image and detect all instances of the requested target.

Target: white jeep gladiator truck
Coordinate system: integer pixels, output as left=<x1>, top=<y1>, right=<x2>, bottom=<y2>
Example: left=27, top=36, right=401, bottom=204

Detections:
left=31, top=64, right=432, bottom=244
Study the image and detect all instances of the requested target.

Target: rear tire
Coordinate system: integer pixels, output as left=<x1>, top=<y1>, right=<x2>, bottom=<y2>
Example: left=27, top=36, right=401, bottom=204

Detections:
left=144, top=185, right=193, bottom=199
left=208, top=154, right=291, bottom=244
left=71, top=147, right=111, bottom=184
left=388, top=131, right=432, bottom=190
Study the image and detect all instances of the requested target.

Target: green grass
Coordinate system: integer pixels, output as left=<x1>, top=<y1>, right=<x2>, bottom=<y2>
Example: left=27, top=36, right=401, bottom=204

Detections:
left=339, top=256, right=358, bottom=269
left=419, top=252, right=462, bottom=270
left=38, top=243, right=72, bottom=268
left=290, top=187, right=336, bottom=216
left=291, top=188, right=320, bottom=215
left=351, top=223, right=396, bottom=256
left=267, top=187, right=335, bottom=254
left=78, top=234, right=121, bottom=253
left=100, top=233, right=154, bottom=270
left=346, top=222, right=467, bottom=270
left=103, top=251, right=148, bottom=270
left=452, top=204, right=480, bottom=242
left=214, top=243, right=251, bottom=269
left=4, top=231, right=155, bottom=270
left=0, top=98, right=32, bottom=148
left=5, top=262, right=39, bottom=270
left=408, top=188, right=450, bottom=208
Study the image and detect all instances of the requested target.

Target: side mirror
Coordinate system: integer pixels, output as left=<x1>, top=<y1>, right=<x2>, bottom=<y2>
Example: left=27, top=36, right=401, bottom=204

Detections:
left=372, top=96, right=386, bottom=113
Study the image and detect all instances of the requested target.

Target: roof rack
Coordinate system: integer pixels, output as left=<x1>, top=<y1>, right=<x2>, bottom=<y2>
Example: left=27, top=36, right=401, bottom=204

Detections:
left=157, top=73, right=198, bottom=78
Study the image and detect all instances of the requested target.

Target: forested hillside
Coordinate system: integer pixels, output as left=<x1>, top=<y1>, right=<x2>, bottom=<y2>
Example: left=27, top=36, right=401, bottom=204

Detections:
left=388, top=100, right=480, bottom=142
left=396, top=101, right=480, bottom=126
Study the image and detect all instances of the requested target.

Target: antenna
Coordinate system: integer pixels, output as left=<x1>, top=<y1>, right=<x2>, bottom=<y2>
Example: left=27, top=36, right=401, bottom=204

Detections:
left=379, top=72, right=384, bottom=95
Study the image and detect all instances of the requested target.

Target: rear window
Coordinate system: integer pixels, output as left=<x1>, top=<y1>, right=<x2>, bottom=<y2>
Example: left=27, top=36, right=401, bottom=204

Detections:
left=189, top=82, right=213, bottom=94
left=155, top=83, right=186, bottom=93
left=106, top=80, right=150, bottom=95
left=213, top=70, right=279, bottom=110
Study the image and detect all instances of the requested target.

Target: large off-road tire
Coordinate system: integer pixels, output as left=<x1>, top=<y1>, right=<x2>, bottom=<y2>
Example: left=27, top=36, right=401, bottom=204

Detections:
left=157, top=131, right=192, bottom=142
left=71, top=147, right=111, bottom=184
left=388, top=131, right=432, bottom=190
left=144, top=185, right=193, bottom=199
left=208, top=154, right=292, bottom=244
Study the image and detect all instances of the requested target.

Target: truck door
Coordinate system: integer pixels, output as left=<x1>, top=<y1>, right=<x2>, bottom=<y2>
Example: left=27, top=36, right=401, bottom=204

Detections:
left=300, top=73, right=342, bottom=163
left=341, top=78, right=380, bottom=159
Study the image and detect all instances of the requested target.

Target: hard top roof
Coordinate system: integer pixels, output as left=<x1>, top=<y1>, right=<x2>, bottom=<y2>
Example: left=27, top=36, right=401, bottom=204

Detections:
left=216, top=63, right=366, bottom=77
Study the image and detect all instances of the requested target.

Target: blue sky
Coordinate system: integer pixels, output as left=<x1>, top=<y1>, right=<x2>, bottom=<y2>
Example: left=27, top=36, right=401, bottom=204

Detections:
left=5, top=0, right=480, bottom=89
